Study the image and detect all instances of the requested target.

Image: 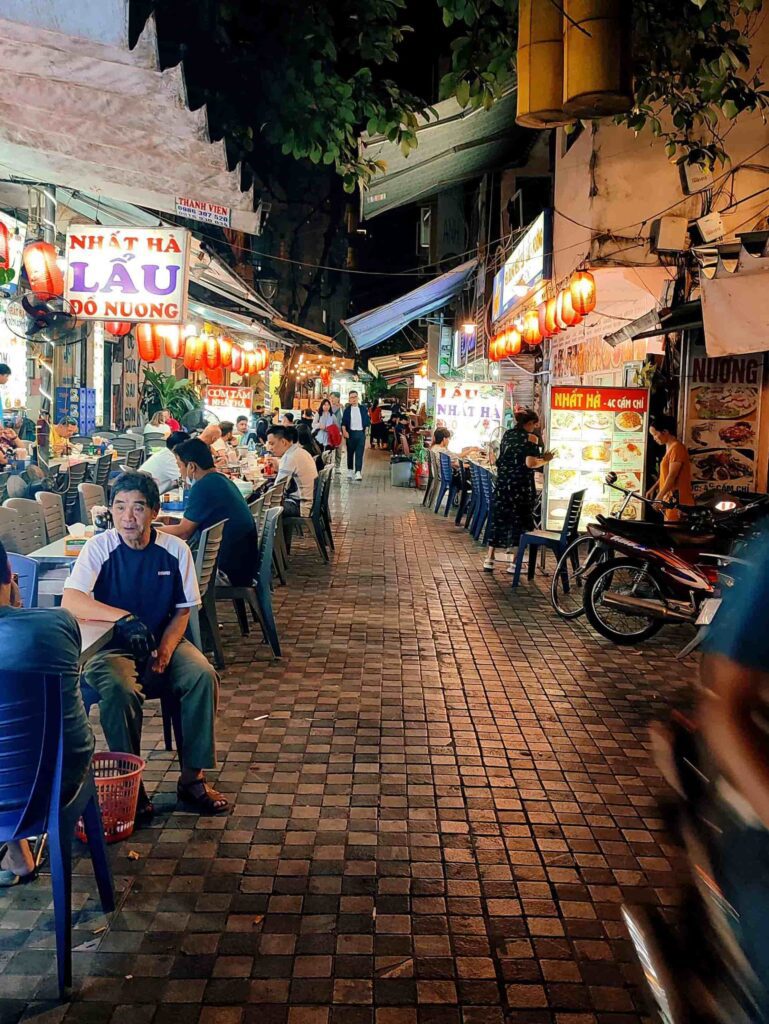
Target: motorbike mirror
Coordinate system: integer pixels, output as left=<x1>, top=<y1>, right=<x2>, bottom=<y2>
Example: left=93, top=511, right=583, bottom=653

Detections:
left=605, top=472, right=617, bottom=485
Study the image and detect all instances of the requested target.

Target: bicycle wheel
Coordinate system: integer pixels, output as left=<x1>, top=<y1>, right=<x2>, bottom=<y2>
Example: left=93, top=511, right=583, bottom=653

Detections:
left=550, top=535, right=600, bottom=619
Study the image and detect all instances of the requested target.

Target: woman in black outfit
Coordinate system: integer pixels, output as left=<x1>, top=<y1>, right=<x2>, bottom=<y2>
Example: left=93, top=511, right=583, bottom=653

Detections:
left=483, top=408, right=555, bottom=573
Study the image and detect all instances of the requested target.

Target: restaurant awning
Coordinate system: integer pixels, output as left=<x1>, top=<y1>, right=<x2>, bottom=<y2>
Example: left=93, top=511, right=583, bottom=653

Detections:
left=368, top=349, right=426, bottom=380
left=187, top=299, right=288, bottom=346
left=360, top=92, right=533, bottom=221
left=342, top=259, right=478, bottom=351
left=629, top=301, right=703, bottom=341
left=0, top=6, right=262, bottom=233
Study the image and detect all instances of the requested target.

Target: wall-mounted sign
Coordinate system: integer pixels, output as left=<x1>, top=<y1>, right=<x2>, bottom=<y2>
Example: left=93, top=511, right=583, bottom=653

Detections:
left=121, top=332, right=140, bottom=428
left=65, top=226, right=191, bottom=323
left=492, top=210, right=552, bottom=323
left=435, top=383, right=504, bottom=451
left=546, top=385, right=650, bottom=531
left=205, top=385, right=253, bottom=410
left=176, top=197, right=232, bottom=228
left=0, top=314, right=28, bottom=412
left=682, top=339, right=762, bottom=496
left=453, top=329, right=477, bottom=366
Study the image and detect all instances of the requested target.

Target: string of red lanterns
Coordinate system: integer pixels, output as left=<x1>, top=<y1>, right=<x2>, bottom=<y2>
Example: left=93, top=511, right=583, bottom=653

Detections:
left=489, top=270, right=596, bottom=361
left=129, top=323, right=271, bottom=380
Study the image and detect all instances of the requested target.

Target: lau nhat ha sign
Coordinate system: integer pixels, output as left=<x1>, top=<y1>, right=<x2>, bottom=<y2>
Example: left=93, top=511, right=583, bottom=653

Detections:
left=65, top=226, right=191, bottom=324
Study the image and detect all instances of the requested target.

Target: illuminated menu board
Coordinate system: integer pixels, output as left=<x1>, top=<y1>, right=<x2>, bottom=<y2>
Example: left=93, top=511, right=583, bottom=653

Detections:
left=545, top=386, right=650, bottom=531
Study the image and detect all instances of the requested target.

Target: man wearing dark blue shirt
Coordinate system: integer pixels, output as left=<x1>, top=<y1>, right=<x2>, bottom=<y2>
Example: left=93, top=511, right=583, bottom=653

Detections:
left=62, top=471, right=227, bottom=818
left=161, top=437, right=258, bottom=585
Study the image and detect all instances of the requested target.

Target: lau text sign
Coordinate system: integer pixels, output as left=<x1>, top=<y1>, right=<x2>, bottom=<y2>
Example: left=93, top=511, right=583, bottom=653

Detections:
left=65, top=226, right=191, bottom=323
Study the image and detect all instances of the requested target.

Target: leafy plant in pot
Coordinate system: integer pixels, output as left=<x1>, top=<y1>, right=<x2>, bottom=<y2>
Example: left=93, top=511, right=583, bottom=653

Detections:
left=141, top=368, right=201, bottom=422
left=411, top=436, right=428, bottom=489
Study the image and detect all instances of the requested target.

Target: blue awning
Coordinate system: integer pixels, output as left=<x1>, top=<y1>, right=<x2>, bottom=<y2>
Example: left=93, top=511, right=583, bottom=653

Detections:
left=342, top=258, right=478, bottom=351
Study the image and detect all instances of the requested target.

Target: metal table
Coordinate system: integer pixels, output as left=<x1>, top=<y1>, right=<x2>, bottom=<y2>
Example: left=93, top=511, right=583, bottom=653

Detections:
left=28, top=537, right=83, bottom=565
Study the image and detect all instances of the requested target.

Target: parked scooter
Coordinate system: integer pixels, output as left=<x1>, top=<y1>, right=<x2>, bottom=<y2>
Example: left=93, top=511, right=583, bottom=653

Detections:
left=580, top=479, right=769, bottom=645
left=623, top=713, right=766, bottom=1022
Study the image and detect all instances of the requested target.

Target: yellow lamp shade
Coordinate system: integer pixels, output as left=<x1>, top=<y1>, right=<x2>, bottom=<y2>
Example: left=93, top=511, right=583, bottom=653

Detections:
left=516, top=0, right=571, bottom=129
left=563, top=0, right=633, bottom=118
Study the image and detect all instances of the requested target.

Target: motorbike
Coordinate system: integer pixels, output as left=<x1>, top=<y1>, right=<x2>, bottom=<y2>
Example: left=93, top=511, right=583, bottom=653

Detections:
left=623, top=712, right=767, bottom=1022
left=579, top=479, right=769, bottom=646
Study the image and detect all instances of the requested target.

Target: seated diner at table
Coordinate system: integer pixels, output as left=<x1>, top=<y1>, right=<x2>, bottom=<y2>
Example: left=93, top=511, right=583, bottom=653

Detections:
left=139, top=430, right=189, bottom=495
left=160, top=437, right=258, bottom=585
left=144, top=411, right=171, bottom=438
left=0, top=539, right=95, bottom=885
left=61, top=471, right=227, bottom=818
left=265, top=424, right=318, bottom=520
left=49, top=416, right=79, bottom=456
left=197, top=423, right=229, bottom=470
left=0, top=422, right=27, bottom=465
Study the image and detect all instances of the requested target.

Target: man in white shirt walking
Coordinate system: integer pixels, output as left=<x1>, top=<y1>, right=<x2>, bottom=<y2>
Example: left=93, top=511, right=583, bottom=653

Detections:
left=266, top=425, right=318, bottom=518
left=341, top=391, right=371, bottom=480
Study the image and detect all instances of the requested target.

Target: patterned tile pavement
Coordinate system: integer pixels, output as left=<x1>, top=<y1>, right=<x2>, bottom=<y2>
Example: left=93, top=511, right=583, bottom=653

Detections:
left=0, top=451, right=695, bottom=1024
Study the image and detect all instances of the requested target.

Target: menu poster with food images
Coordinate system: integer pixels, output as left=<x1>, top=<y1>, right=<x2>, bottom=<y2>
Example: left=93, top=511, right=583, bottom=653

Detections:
left=545, top=386, right=650, bottom=532
left=683, top=343, right=762, bottom=496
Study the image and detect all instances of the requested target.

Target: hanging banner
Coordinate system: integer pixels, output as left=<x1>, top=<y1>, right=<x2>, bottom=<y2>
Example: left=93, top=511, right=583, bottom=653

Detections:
left=121, top=332, right=140, bottom=429
left=435, top=383, right=504, bottom=451
left=492, top=211, right=552, bottom=323
left=204, top=385, right=253, bottom=425
left=176, top=197, right=232, bottom=228
left=546, top=385, right=650, bottom=530
left=65, top=226, right=191, bottom=323
left=682, top=338, right=762, bottom=495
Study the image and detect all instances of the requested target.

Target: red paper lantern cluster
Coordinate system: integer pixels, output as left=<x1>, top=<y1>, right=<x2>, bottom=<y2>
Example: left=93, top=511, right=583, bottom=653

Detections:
left=532, top=270, right=597, bottom=343
left=489, top=326, right=523, bottom=361
left=136, top=323, right=162, bottom=363
left=244, top=347, right=269, bottom=375
left=23, top=241, right=64, bottom=300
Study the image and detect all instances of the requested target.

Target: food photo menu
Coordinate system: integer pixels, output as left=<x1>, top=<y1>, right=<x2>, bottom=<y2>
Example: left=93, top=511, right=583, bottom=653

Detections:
left=545, top=386, right=650, bottom=531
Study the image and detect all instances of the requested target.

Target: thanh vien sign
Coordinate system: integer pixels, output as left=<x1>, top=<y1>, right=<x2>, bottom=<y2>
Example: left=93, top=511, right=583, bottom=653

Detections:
left=65, top=226, right=191, bottom=323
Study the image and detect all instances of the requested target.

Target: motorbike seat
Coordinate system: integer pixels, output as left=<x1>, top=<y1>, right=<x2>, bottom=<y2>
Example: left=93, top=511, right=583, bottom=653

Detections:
left=598, top=517, right=717, bottom=547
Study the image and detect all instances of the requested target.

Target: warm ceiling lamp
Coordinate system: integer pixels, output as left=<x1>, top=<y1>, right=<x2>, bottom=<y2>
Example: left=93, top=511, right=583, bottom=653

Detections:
left=462, top=322, right=476, bottom=335
left=570, top=269, right=597, bottom=316
left=136, top=323, right=161, bottom=363
left=104, top=321, right=132, bottom=338
left=23, top=240, right=64, bottom=299
left=522, top=309, right=542, bottom=346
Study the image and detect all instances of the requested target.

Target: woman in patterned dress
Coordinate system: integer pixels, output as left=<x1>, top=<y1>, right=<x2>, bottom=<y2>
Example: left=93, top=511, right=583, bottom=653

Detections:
left=483, top=409, right=555, bottom=572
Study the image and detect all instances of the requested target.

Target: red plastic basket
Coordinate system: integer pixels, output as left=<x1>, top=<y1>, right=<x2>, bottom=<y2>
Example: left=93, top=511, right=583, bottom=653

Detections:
left=75, top=752, right=145, bottom=845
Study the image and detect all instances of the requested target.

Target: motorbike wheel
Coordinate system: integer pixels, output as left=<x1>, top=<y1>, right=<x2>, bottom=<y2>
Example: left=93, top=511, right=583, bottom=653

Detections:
left=550, top=535, right=604, bottom=619
left=584, top=558, right=665, bottom=645
left=621, top=905, right=689, bottom=1023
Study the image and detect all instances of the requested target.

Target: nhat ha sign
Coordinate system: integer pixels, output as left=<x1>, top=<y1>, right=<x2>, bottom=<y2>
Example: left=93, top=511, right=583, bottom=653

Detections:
left=65, top=226, right=191, bottom=323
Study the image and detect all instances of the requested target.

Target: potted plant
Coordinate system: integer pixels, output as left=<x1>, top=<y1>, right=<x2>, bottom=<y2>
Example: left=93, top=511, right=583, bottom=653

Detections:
left=140, top=368, right=202, bottom=423
left=411, top=436, right=428, bottom=489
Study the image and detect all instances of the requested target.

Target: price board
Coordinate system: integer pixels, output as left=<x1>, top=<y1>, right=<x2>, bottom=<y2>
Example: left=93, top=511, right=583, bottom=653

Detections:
left=545, top=386, right=650, bottom=531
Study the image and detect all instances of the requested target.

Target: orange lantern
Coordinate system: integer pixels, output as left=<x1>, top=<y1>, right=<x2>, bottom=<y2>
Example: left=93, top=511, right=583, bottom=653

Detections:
left=136, top=323, right=161, bottom=363
left=537, top=301, right=550, bottom=339
left=204, top=335, right=221, bottom=371
left=320, top=366, right=332, bottom=389
left=491, top=336, right=503, bottom=361
left=554, top=291, right=569, bottom=331
left=558, top=286, right=581, bottom=327
left=0, top=221, right=10, bottom=270
left=206, top=366, right=224, bottom=385
left=570, top=270, right=596, bottom=316
left=23, top=241, right=64, bottom=299
left=522, top=309, right=542, bottom=346
left=183, top=335, right=204, bottom=372
left=218, top=335, right=233, bottom=367
left=505, top=328, right=522, bottom=357
left=231, top=344, right=244, bottom=374
left=155, top=324, right=183, bottom=359
left=259, top=347, right=270, bottom=371
left=545, top=297, right=561, bottom=336
left=104, top=321, right=131, bottom=338
left=245, top=351, right=259, bottom=375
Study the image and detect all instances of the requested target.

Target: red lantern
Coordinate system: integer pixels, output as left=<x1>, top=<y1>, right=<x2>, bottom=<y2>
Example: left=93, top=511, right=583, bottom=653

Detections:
left=136, top=323, right=161, bottom=363
left=489, top=336, right=503, bottom=361
left=256, top=347, right=269, bottom=372
left=558, top=287, right=581, bottom=327
left=570, top=270, right=596, bottom=316
left=206, top=366, right=224, bottom=385
left=231, top=345, right=244, bottom=374
left=0, top=221, right=10, bottom=271
left=537, top=302, right=550, bottom=339
left=218, top=336, right=233, bottom=367
left=522, top=309, right=542, bottom=346
left=183, top=336, right=204, bottom=372
left=204, top=335, right=221, bottom=371
left=320, top=366, right=332, bottom=389
left=545, top=297, right=561, bottom=336
left=245, top=351, right=259, bottom=375
left=104, top=321, right=131, bottom=338
left=505, top=328, right=522, bottom=357
left=23, top=241, right=64, bottom=299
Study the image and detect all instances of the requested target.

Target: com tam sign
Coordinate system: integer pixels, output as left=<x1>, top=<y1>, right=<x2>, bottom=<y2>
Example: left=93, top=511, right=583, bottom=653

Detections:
left=205, top=386, right=253, bottom=410
left=64, top=226, right=191, bottom=323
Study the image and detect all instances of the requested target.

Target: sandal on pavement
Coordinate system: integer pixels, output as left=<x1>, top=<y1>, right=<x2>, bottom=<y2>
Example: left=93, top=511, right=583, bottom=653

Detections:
left=176, top=780, right=229, bottom=814
left=0, top=846, right=38, bottom=888
left=482, top=559, right=495, bottom=572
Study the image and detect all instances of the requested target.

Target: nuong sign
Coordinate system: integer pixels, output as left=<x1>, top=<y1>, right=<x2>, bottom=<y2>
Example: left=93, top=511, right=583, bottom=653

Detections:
left=64, top=226, right=191, bottom=324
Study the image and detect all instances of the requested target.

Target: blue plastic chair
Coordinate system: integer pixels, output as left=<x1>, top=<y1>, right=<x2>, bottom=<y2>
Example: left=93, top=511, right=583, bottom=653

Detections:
left=511, top=488, right=586, bottom=588
left=8, top=552, right=39, bottom=608
left=468, top=463, right=487, bottom=539
left=0, top=670, right=114, bottom=996
left=433, top=453, right=458, bottom=516
left=480, top=468, right=496, bottom=546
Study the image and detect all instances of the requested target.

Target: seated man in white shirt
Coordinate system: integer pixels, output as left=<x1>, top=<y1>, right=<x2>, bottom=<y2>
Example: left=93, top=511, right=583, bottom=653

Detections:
left=139, top=430, right=189, bottom=495
left=265, top=425, right=318, bottom=518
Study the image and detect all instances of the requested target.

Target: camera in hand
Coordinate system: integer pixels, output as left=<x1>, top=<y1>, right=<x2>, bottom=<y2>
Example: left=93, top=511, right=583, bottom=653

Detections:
left=113, top=615, right=156, bottom=671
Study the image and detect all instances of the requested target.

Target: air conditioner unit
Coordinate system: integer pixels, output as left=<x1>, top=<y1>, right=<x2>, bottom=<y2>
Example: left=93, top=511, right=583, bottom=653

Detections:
left=650, top=216, right=688, bottom=254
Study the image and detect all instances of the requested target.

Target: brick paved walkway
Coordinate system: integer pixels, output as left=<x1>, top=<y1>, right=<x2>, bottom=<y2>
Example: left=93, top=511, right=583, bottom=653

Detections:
left=0, top=451, right=692, bottom=1024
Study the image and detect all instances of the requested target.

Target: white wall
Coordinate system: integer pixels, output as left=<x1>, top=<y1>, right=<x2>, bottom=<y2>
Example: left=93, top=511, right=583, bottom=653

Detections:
left=1, top=0, right=128, bottom=46
left=553, top=16, right=769, bottom=281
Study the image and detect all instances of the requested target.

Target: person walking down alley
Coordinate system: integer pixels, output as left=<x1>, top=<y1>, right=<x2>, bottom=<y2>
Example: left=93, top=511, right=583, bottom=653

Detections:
left=341, top=390, right=370, bottom=480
